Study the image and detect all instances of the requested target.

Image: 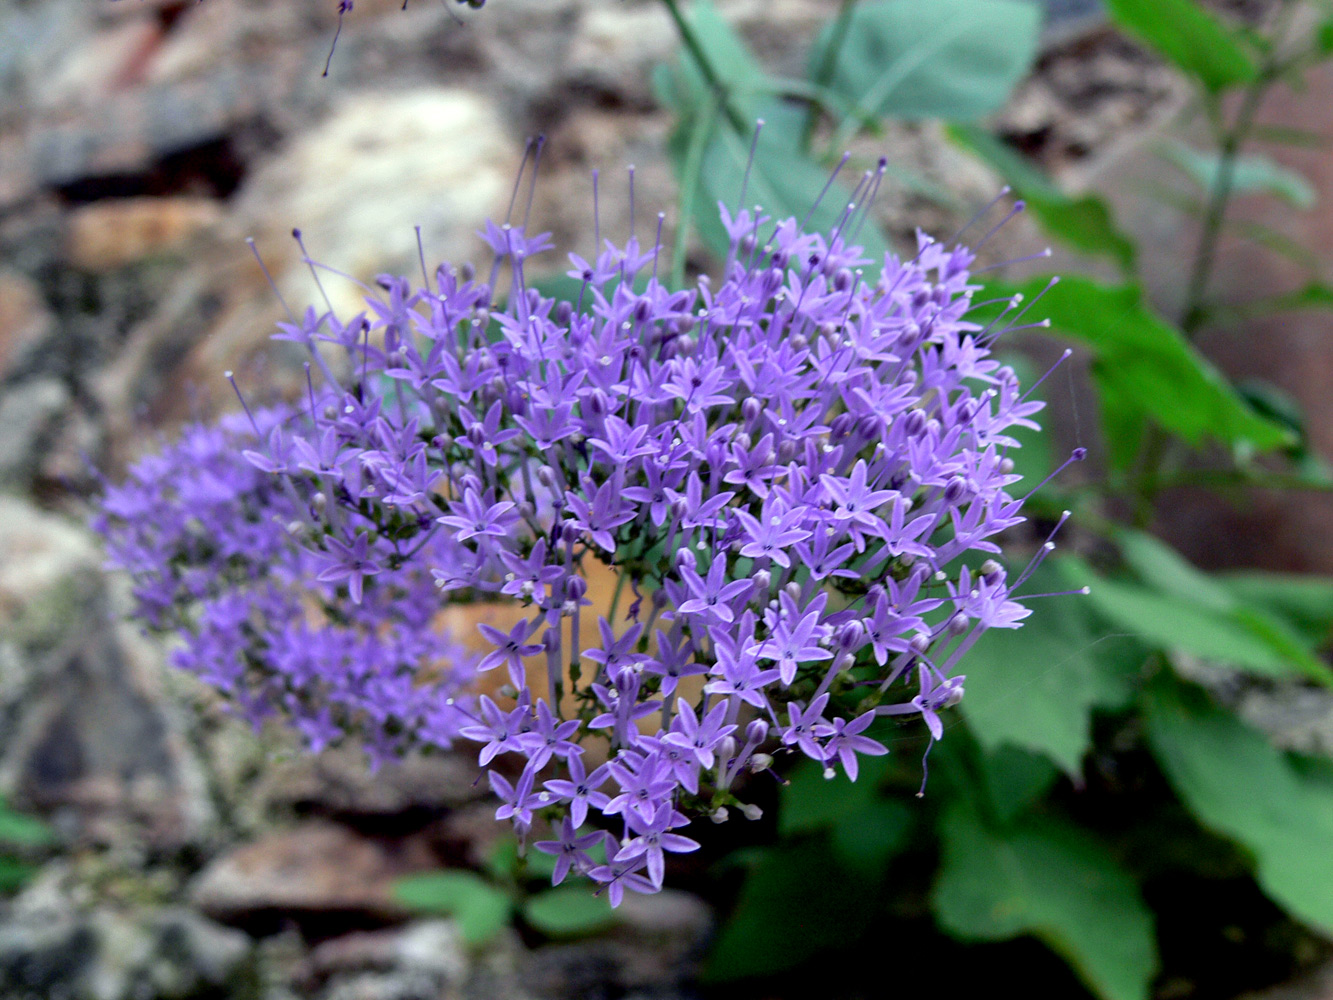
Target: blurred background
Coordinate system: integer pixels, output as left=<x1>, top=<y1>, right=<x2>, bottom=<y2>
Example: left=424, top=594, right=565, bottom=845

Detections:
left=2, top=1, right=1333, bottom=998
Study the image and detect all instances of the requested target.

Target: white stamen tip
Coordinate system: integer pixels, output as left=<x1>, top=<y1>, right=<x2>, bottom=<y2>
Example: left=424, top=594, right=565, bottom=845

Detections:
left=1080, top=586, right=1091, bottom=595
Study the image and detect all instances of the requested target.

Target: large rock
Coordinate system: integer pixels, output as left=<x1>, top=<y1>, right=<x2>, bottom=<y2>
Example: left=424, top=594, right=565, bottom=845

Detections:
left=189, top=821, right=439, bottom=930
left=0, top=497, right=215, bottom=848
left=260, top=746, right=488, bottom=825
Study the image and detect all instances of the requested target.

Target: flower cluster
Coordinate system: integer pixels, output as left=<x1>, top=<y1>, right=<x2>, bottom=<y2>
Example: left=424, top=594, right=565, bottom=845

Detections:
left=97, top=193, right=1054, bottom=904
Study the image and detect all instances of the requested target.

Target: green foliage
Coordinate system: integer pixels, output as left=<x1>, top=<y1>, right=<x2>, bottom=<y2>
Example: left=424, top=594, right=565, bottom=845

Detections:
left=1160, top=141, right=1317, bottom=209
left=812, top=0, right=1041, bottom=123
left=392, top=870, right=513, bottom=945
left=982, top=276, right=1293, bottom=469
left=933, top=801, right=1157, bottom=1000
left=949, top=123, right=1137, bottom=273
left=1104, top=0, right=1256, bottom=92
left=960, top=562, right=1141, bottom=773
left=0, top=800, right=55, bottom=849
left=1144, top=678, right=1333, bottom=934
left=704, top=837, right=884, bottom=981
left=523, top=886, right=618, bottom=937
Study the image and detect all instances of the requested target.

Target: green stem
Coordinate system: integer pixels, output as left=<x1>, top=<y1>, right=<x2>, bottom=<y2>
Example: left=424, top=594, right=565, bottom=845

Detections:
left=1129, top=28, right=1290, bottom=524
left=801, top=0, right=858, bottom=152
left=660, top=0, right=748, bottom=133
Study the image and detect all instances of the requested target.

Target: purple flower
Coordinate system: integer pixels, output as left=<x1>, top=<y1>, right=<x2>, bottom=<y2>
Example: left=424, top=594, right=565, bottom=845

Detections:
left=545, top=753, right=613, bottom=827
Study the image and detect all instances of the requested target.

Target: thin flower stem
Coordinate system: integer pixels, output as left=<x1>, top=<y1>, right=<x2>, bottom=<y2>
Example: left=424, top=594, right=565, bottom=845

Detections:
left=659, top=0, right=748, bottom=133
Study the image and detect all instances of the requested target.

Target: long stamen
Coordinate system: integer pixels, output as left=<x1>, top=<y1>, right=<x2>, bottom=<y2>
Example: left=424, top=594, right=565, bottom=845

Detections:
left=323, top=0, right=352, bottom=78
left=246, top=238, right=295, bottom=325
left=800, top=152, right=852, bottom=232
left=291, top=228, right=334, bottom=314
left=948, top=185, right=1012, bottom=247
left=737, top=118, right=765, bottom=212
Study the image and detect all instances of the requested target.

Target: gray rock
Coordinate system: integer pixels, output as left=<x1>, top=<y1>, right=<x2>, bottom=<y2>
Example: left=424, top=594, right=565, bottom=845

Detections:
left=0, top=378, right=70, bottom=488
left=0, top=905, right=253, bottom=1000
left=0, top=497, right=215, bottom=848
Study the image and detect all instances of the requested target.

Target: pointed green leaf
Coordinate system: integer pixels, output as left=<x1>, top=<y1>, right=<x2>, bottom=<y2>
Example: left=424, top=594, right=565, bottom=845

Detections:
left=816, top=0, right=1041, bottom=123
left=1144, top=678, right=1333, bottom=935
left=523, top=886, right=618, bottom=937
left=933, top=802, right=1157, bottom=1000
left=1105, top=0, right=1256, bottom=92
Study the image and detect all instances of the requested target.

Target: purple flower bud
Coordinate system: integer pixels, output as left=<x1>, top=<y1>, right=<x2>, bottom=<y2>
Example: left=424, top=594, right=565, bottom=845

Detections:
left=746, top=719, right=769, bottom=744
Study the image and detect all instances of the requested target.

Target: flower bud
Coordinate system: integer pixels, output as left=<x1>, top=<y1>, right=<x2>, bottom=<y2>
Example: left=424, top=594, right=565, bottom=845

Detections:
left=749, top=752, right=774, bottom=772
left=711, top=807, right=729, bottom=824
left=947, top=611, right=970, bottom=636
left=837, top=620, right=864, bottom=651
left=910, top=632, right=931, bottom=655
left=833, top=267, right=855, bottom=292
left=675, top=548, right=697, bottom=572
left=553, top=300, right=573, bottom=326
left=902, top=408, right=927, bottom=437
left=565, top=575, right=588, bottom=601
left=943, top=477, right=967, bottom=505
left=752, top=569, right=771, bottom=594
left=739, top=803, right=763, bottom=821
left=980, top=559, right=1004, bottom=585
left=741, top=397, right=762, bottom=425
left=537, top=465, right=558, bottom=488
left=746, top=719, right=769, bottom=744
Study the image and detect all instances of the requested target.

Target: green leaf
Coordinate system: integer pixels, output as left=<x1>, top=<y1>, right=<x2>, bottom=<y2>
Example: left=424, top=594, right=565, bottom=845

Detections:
left=960, top=562, right=1141, bottom=774
left=933, top=801, right=1157, bottom=1000
left=1159, top=142, right=1317, bottom=209
left=829, top=799, right=916, bottom=871
left=1063, top=556, right=1333, bottom=685
left=949, top=124, right=1136, bottom=273
left=973, top=742, right=1062, bottom=825
left=1144, top=677, right=1333, bottom=934
left=779, top=754, right=893, bottom=836
left=0, top=802, right=54, bottom=849
left=1114, top=529, right=1236, bottom=613
left=1220, top=571, right=1333, bottom=649
left=816, top=0, right=1041, bottom=124
left=992, top=354, right=1056, bottom=490
left=523, top=886, right=618, bottom=937
left=704, top=839, right=881, bottom=980
left=1104, top=0, right=1256, bottom=92
left=391, top=871, right=513, bottom=945
left=980, top=276, right=1293, bottom=468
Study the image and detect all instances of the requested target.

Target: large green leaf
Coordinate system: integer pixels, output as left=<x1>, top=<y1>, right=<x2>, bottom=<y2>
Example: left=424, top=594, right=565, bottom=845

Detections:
left=1144, top=678, right=1333, bottom=935
left=1064, top=556, right=1333, bottom=685
left=523, top=886, right=618, bottom=937
left=981, top=276, right=1292, bottom=468
left=815, top=0, right=1041, bottom=124
left=779, top=753, right=894, bottom=837
left=704, top=838, right=881, bottom=981
left=654, top=6, right=889, bottom=264
left=1159, top=142, right=1316, bottom=209
left=933, top=802, right=1157, bottom=1000
left=950, top=124, right=1136, bottom=273
left=392, top=870, right=513, bottom=945
left=960, top=562, right=1142, bottom=774
left=1220, top=571, right=1333, bottom=649
left=1105, top=0, right=1256, bottom=92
